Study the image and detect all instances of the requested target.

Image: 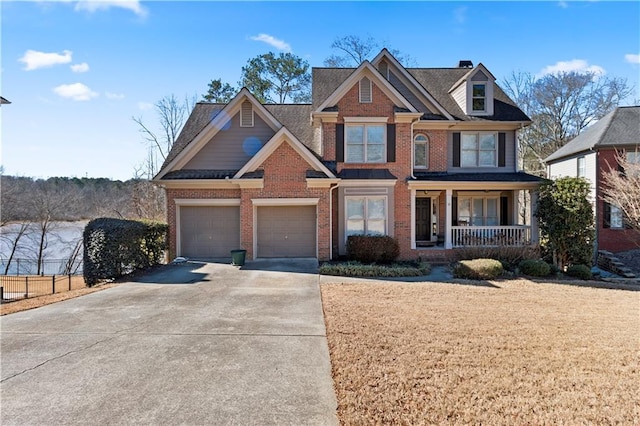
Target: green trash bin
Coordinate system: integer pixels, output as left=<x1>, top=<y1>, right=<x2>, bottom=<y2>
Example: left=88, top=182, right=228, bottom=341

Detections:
left=230, top=249, right=246, bottom=266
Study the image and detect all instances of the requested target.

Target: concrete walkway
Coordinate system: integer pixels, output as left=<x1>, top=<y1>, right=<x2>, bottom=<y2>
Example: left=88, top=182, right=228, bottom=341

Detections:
left=0, top=260, right=338, bottom=425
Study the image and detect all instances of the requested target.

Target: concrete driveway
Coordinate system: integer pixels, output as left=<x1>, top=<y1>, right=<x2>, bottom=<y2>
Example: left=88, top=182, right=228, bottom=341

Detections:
left=0, top=260, right=338, bottom=425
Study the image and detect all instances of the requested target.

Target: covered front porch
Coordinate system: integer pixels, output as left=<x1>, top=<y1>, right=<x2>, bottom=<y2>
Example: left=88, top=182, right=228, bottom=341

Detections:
left=408, top=175, right=542, bottom=250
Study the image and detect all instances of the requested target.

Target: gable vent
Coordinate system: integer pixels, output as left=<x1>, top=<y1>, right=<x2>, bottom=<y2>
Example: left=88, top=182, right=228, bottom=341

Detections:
left=240, top=100, right=254, bottom=127
left=359, top=77, right=372, bottom=103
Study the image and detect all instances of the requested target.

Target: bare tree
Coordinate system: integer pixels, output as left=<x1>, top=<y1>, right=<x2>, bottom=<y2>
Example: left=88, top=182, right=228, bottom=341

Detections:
left=132, top=94, right=195, bottom=178
left=502, top=70, right=632, bottom=175
left=601, top=152, right=640, bottom=233
left=324, top=35, right=416, bottom=67
left=1, top=176, right=32, bottom=274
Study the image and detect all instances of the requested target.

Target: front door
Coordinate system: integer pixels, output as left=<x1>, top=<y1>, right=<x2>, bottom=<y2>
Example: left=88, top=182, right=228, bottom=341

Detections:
left=415, top=198, right=431, bottom=245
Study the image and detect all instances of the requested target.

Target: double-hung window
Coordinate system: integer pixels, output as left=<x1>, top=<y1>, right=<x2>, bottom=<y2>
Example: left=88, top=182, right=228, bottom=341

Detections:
left=577, top=156, right=586, bottom=177
left=346, top=124, right=385, bottom=163
left=458, top=197, right=499, bottom=226
left=461, top=132, right=497, bottom=167
left=346, top=197, right=387, bottom=237
left=472, top=84, right=486, bottom=112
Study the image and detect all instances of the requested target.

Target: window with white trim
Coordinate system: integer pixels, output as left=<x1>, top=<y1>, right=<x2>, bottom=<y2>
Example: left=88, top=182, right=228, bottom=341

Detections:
left=461, top=132, right=497, bottom=167
left=577, top=156, right=586, bottom=177
left=359, top=77, right=372, bottom=103
left=458, top=197, right=499, bottom=226
left=346, top=197, right=387, bottom=237
left=414, top=134, right=429, bottom=169
left=472, top=83, right=486, bottom=112
left=346, top=124, right=385, bottom=163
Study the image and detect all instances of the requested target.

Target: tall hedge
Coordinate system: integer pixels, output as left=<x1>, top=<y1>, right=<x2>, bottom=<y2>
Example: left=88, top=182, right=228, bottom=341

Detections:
left=536, top=177, right=594, bottom=270
left=83, top=218, right=168, bottom=285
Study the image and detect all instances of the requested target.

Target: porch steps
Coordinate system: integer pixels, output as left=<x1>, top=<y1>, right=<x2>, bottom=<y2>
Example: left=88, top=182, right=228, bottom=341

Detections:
left=597, top=250, right=637, bottom=278
left=417, top=251, right=451, bottom=265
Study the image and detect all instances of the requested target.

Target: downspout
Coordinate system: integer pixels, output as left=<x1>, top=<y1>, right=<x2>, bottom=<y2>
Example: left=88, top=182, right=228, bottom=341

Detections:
left=329, top=183, right=339, bottom=260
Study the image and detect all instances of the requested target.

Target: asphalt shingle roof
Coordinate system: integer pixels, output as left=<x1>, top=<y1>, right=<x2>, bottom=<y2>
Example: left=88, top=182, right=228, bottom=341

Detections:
left=311, top=67, right=530, bottom=122
left=412, top=172, right=545, bottom=183
left=337, top=169, right=397, bottom=179
left=545, top=106, right=640, bottom=163
left=158, top=103, right=226, bottom=174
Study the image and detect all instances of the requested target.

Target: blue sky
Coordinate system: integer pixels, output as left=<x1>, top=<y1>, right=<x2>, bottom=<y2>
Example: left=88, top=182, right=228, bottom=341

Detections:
left=2, top=0, right=639, bottom=180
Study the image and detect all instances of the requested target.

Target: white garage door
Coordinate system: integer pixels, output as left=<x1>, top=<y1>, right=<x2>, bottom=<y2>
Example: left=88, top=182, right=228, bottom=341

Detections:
left=180, top=206, right=240, bottom=258
left=257, top=206, right=316, bottom=258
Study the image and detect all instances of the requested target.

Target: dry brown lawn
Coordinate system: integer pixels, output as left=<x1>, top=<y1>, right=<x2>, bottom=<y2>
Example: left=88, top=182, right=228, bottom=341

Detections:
left=321, top=278, right=640, bottom=425
left=1, top=282, right=118, bottom=316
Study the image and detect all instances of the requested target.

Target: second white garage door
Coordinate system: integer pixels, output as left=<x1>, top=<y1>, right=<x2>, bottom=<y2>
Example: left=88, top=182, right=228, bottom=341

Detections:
left=256, top=206, right=316, bottom=258
left=180, top=206, right=240, bottom=258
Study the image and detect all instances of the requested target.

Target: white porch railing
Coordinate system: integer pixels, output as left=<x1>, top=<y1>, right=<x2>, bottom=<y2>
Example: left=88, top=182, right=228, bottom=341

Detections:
left=451, top=226, right=531, bottom=247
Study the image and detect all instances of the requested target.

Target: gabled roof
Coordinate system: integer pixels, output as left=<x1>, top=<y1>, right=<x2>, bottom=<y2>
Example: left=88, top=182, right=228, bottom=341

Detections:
left=312, top=63, right=529, bottom=123
left=407, top=68, right=529, bottom=122
left=449, top=63, right=496, bottom=93
left=0, top=96, right=11, bottom=105
left=155, top=88, right=282, bottom=180
left=234, top=126, right=335, bottom=179
left=371, top=48, right=454, bottom=120
left=313, top=60, right=418, bottom=113
left=545, top=106, right=640, bottom=163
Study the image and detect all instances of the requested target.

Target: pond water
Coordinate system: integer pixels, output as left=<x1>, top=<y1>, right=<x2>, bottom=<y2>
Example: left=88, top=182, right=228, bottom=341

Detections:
left=0, top=221, right=87, bottom=275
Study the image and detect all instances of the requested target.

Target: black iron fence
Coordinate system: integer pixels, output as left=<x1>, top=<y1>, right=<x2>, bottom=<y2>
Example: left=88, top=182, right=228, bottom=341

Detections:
left=0, top=258, right=83, bottom=276
left=0, top=274, right=87, bottom=302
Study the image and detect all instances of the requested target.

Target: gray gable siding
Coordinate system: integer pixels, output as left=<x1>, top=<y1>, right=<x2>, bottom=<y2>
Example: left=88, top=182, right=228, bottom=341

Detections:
left=447, top=130, right=516, bottom=172
left=388, top=71, right=429, bottom=112
left=183, top=111, right=275, bottom=170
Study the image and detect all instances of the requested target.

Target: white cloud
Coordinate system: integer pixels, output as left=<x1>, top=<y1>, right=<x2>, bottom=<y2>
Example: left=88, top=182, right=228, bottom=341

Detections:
left=105, top=92, right=125, bottom=100
left=137, top=101, right=153, bottom=110
left=74, top=0, right=148, bottom=18
left=250, top=34, right=291, bottom=52
left=539, top=59, right=606, bottom=77
left=19, top=49, right=72, bottom=71
left=454, top=6, right=467, bottom=24
left=558, top=1, right=569, bottom=9
left=71, top=62, right=90, bottom=73
left=53, top=83, right=99, bottom=101
left=625, top=54, right=640, bottom=64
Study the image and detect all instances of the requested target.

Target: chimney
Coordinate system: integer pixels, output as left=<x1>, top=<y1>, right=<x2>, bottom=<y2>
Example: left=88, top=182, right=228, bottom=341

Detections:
left=458, top=60, right=473, bottom=68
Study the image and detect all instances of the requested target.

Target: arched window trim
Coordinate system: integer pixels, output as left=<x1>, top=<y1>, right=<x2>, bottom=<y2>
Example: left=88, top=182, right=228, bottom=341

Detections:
left=414, top=133, right=429, bottom=169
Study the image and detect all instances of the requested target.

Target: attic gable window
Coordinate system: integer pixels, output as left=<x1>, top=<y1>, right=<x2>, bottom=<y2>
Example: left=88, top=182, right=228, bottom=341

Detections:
left=472, top=84, right=486, bottom=112
left=359, top=77, right=372, bottom=103
left=240, top=101, right=254, bottom=127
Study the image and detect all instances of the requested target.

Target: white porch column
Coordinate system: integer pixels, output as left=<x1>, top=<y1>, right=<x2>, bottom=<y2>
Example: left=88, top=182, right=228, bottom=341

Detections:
left=445, top=189, right=453, bottom=249
left=530, top=189, right=539, bottom=243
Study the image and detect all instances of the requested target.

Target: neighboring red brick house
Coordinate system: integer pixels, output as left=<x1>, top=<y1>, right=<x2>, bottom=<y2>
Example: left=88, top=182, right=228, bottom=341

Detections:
left=546, top=106, right=640, bottom=253
left=155, top=49, right=543, bottom=261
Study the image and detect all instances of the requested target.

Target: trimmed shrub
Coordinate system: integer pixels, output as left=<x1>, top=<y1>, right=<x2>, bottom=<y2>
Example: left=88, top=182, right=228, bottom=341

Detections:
left=454, top=245, right=541, bottom=270
left=519, top=259, right=551, bottom=277
left=83, top=218, right=168, bottom=285
left=319, top=261, right=431, bottom=278
left=347, top=235, right=400, bottom=264
left=565, top=264, right=593, bottom=280
left=452, top=258, right=503, bottom=280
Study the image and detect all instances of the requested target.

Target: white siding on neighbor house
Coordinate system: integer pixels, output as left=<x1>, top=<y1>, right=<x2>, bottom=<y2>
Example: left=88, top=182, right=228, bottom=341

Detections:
left=548, top=152, right=597, bottom=203
left=447, top=130, right=516, bottom=172
left=451, top=84, right=466, bottom=113
left=184, top=111, right=276, bottom=170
